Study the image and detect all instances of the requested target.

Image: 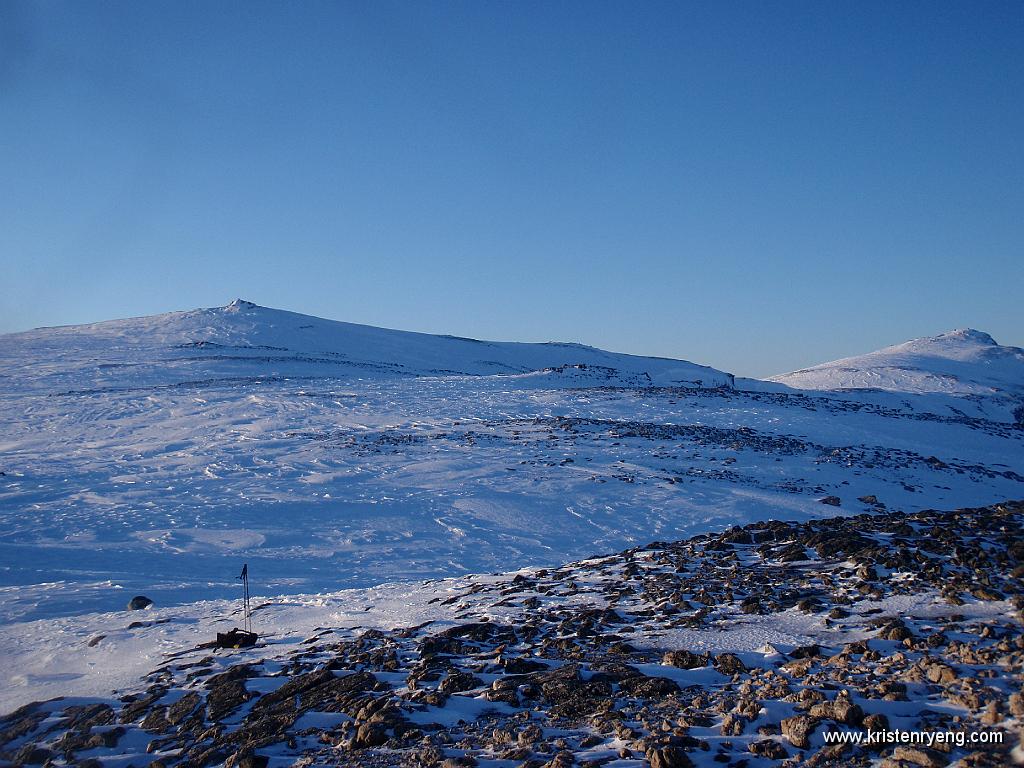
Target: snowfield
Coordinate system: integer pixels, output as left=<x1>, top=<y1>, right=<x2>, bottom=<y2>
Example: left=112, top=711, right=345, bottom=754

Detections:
left=0, top=300, right=1022, bottom=714
left=770, top=328, right=1024, bottom=413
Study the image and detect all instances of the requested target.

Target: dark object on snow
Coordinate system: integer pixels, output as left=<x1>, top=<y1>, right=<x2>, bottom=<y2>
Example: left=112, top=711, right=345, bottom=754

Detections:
left=127, top=595, right=153, bottom=610
left=216, top=563, right=258, bottom=649
left=216, top=627, right=258, bottom=649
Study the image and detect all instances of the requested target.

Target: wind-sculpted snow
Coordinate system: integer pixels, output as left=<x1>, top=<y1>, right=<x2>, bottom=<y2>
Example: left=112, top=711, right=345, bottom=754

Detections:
left=0, top=303, right=1022, bottom=632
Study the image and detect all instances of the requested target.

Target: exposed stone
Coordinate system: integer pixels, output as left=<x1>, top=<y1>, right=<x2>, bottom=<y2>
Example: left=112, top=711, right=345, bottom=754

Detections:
left=352, top=722, right=388, bottom=748
left=662, top=650, right=706, bottom=669
left=225, top=750, right=270, bottom=768
left=13, top=745, right=53, bottom=765
left=809, top=693, right=863, bottom=726
left=780, top=714, right=816, bottom=748
left=891, top=746, right=949, bottom=767
left=748, top=739, right=788, bottom=759
left=618, top=674, right=680, bottom=698
left=713, top=653, right=747, bottom=675
left=645, top=745, right=694, bottom=768
left=720, top=714, right=744, bottom=736
left=925, top=663, right=958, bottom=685
left=205, top=665, right=258, bottom=721
left=863, top=712, right=890, bottom=733
left=7, top=500, right=1024, bottom=768
left=439, top=671, right=483, bottom=694
left=1008, top=692, right=1024, bottom=716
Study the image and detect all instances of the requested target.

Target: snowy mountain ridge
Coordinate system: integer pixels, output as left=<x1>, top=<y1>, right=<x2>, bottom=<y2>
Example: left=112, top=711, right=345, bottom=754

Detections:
left=6, top=300, right=1020, bottom=405
left=0, top=299, right=733, bottom=393
left=770, top=327, right=1024, bottom=403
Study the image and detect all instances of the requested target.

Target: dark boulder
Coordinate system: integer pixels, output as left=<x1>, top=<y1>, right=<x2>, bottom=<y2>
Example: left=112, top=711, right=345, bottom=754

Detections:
left=439, top=671, right=483, bottom=694
left=618, top=674, right=680, bottom=698
left=352, top=722, right=388, bottom=748
left=713, top=653, right=747, bottom=675
left=225, top=749, right=269, bottom=768
left=662, top=650, right=707, bottom=669
left=646, top=746, right=694, bottom=768
left=749, top=739, right=788, bottom=759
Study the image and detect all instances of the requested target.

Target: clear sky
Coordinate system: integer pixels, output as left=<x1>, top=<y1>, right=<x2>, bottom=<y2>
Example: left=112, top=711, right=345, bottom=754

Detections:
left=1, top=1, right=1021, bottom=377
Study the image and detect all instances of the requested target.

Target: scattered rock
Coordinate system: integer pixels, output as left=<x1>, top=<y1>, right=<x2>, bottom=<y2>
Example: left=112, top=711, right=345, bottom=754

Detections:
left=225, top=750, right=269, bottom=768
left=352, top=722, right=388, bottom=748
left=809, top=692, right=863, bottom=726
left=7, top=500, right=1023, bottom=768
left=748, top=739, right=788, bottom=759
left=13, top=745, right=53, bottom=765
left=780, top=714, right=816, bottom=748
left=646, top=745, right=695, bottom=768
left=790, top=644, right=821, bottom=659
left=662, top=650, right=707, bottom=669
left=890, top=746, right=949, bottom=767
left=925, top=663, right=958, bottom=685
left=720, top=714, right=744, bottom=736
left=713, top=653, right=747, bottom=675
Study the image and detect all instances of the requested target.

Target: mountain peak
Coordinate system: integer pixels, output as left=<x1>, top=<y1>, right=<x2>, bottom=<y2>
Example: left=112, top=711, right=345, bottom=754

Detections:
left=933, top=328, right=997, bottom=346
left=0, top=300, right=733, bottom=390
left=770, top=327, right=1023, bottom=402
left=225, top=298, right=259, bottom=312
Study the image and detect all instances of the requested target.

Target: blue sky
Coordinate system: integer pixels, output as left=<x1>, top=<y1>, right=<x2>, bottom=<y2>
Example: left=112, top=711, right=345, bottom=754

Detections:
left=1, top=1, right=1021, bottom=377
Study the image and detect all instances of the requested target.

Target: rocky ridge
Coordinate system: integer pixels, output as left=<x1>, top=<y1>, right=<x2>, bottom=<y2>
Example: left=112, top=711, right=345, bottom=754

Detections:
left=3, top=502, right=1024, bottom=768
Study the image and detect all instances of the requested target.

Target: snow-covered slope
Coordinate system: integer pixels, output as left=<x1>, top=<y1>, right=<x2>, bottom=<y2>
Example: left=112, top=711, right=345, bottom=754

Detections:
left=0, top=305, right=1022, bottom=634
left=2, top=502, right=1021, bottom=763
left=0, top=302, right=1023, bottom=717
left=0, top=299, right=732, bottom=393
left=769, top=329, right=1024, bottom=423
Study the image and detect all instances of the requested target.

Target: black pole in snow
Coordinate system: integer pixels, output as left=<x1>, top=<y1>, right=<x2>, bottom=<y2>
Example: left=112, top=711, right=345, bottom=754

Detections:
left=238, top=563, right=251, bottom=633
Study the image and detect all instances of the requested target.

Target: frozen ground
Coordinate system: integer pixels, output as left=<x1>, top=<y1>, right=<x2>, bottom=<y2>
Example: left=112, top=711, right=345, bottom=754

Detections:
left=0, top=554, right=1011, bottom=723
left=0, top=301, right=1022, bottom=714
left=2, top=501, right=1021, bottom=766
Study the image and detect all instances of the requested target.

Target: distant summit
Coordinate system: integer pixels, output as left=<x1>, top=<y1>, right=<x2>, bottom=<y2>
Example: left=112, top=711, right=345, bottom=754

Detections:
left=224, top=298, right=258, bottom=311
left=770, top=328, right=1024, bottom=403
left=935, top=328, right=998, bottom=345
left=0, top=300, right=734, bottom=389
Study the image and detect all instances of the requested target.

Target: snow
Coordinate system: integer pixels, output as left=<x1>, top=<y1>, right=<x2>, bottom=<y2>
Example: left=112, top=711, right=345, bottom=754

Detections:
left=0, top=298, right=732, bottom=391
left=0, top=301, right=1022, bottom=713
left=770, top=329, right=1024, bottom=422
left=0, top=578, right=461, bottom=715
